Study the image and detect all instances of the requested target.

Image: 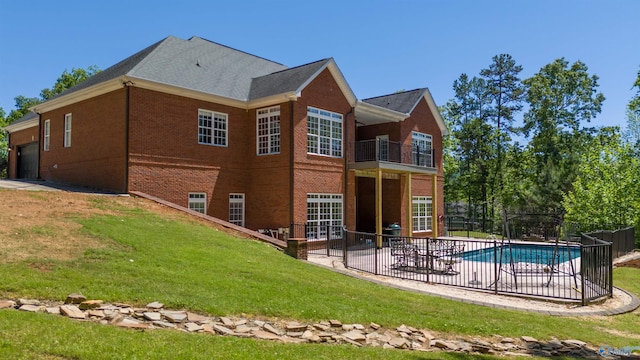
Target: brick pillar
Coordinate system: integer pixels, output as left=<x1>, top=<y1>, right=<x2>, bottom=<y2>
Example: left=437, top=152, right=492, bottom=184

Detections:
left=284, top=229, right=307, bottom=259
left=286, top=238, right=308, bottom=260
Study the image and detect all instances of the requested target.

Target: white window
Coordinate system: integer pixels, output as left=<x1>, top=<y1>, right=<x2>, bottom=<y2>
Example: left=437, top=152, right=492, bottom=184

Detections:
left=306, top=194, right=343, bottom=240
left=229, top=193, right=245, bottom=227
left=198, top=109, right=227, bottom=146
left=257, top=106, right=280, bottom=155
left=43, top=119, right=50, bottom=151
left=188, top=193, right=207, bottom=214
left=64, top=113, right=72, bottom=147
left=412, top=131, right=432, bottom=167
left=412, top=196, right=433, bottom=232
left=307, top=107, right=342, bottom=157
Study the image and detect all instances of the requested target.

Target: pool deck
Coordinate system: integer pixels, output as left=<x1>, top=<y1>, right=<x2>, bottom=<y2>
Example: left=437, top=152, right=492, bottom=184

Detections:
left=307, top=252, right=640, bottom=316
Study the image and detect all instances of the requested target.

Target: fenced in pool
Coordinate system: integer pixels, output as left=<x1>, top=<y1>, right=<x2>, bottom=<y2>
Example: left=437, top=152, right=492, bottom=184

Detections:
left=301, top=225, right=615, bottom=305
left=460, top=244, right=580, bottom=264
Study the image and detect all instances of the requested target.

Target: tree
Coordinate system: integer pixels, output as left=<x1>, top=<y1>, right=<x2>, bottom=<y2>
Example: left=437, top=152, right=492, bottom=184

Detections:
left=446, top=74, right=495, bottom=222
left=0, top=107, right=7, bottom=178
left=440, top=103, right=463, bottom=203
left=1, top=66, right=100, bottom=177
left=563, top=127, right=640, bottom=230
left=522, top=58, right=605, bottom=212
left=625, top=67, right=640, bottom=152
left=6, top=95, right=41, bottom=123
left=40, top=66, right=100, bottom=101
left=480, top=54, right=525, bottom=217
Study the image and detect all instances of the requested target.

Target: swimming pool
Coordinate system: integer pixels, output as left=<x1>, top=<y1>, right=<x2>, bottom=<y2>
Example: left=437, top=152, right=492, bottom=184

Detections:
left=461, top=244, right=580, bottom=264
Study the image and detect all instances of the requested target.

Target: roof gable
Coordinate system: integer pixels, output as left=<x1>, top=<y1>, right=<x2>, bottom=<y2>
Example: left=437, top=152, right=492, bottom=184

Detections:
left=249, top=58, right=356, bottom=106
left=361, top=88, right=448, bottom=135
left=249, top=59, right=329, bottom=100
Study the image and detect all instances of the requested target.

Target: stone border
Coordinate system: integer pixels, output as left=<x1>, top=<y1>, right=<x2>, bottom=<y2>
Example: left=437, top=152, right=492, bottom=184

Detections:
left=0, top=296, right=610, bottom=358
left=304, top=257, right=640, bottom=317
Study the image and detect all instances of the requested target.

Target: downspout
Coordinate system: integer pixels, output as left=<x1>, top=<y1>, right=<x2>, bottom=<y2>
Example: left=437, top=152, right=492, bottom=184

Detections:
left=36, top=113, right=42, bottom=179
left=123, top=81, right=131, bottom=193
left=289, top=100, right=294, bottom=227
left=5, top=130, right=10, bottom=178
left=343, top=107, right=354, bottom=230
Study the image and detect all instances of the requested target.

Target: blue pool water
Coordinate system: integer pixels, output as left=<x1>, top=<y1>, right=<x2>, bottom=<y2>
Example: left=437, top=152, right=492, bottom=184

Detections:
left=461, top=244, right=580, bottom=264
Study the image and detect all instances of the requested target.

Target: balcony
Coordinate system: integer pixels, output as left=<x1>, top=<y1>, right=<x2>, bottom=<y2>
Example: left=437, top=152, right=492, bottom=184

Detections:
left=353, top=139, right=436, bottom=171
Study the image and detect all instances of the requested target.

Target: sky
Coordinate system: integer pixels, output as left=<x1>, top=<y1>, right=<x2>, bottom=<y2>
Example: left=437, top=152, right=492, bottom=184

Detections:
left=1, top=0, right=638, bottom=131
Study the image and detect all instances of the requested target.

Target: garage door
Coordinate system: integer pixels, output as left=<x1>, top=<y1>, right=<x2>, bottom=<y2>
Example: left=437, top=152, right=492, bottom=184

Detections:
left=17, top=142, right=38, bottom=179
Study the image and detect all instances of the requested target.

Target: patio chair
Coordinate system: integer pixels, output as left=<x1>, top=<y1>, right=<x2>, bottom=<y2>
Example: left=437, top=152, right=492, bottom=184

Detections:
left=431, top=254, right=461, bottom=274
left=390, top=241, right=417, bottom=269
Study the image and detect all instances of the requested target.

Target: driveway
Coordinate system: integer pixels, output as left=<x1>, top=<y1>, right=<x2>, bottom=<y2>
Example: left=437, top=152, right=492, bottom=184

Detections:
left=0, top=179, right=116, bottom=194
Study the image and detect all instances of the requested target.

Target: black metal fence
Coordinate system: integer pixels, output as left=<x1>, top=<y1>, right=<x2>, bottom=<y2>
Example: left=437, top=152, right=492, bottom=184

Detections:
left=291, top=224, right=345, bottom=258
left=354, top=139, right=436, bottom=168
left=580, top=233, right=613, bottom=305
left=444, top=215, right=497, bottom=237
left=297, top=224, right=613, bottom=305
left=444, top=215, right=638, bottom=258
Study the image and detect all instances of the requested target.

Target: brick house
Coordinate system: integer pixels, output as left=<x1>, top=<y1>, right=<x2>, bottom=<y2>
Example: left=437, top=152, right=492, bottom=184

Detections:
left=4, top=36, right=447, bottom=238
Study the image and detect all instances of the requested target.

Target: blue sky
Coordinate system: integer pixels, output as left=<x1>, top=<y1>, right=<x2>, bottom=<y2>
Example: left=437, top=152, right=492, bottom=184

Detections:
left=1, top=0, right=638, bottom=131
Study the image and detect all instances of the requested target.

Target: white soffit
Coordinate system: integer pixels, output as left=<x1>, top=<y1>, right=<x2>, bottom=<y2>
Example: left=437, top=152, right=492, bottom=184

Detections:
left=354, top=101, right=408, bottom=125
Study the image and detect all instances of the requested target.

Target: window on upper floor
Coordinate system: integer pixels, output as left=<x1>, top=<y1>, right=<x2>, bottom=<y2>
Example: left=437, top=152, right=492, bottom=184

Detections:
left=43, top=119, right=50, bottom=151
left=412, top=196, right=433, bottom=232
left=257, top=106, right=280, bottom=155
left=188, top=193, right=207, bottom=214
left=412, top=131, right=432, bottom=167
left=307, top=107, right=342, bottom=158
left=198, top=109, right=227, bottom=147
left=64, top=113, right=72, bottom=147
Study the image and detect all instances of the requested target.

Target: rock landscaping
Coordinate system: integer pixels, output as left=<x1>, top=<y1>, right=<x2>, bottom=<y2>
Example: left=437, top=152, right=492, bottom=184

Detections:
left=0, top=294, right=610, bottom=358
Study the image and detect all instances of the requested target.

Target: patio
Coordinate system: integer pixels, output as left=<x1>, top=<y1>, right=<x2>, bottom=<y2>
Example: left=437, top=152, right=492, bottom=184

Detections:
left=306, top=229, right=614, bottom=305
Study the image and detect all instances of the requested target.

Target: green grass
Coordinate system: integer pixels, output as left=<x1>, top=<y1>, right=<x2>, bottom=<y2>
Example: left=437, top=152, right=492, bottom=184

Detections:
left=1, top=195, right=639, bottom=359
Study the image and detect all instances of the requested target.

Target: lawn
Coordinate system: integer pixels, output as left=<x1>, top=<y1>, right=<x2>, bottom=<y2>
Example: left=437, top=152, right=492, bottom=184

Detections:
left=0, top=191, right=638, bottom=359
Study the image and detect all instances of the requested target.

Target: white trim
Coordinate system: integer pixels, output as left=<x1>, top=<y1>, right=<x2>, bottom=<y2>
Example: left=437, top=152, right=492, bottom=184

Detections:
left=354, top=101, right=408, bottom=125
left=188, top=192, right=207, bottom=214
left=307, top=106, right=343, bottom=158
left=412, top=131, right=433, bottom=167
left=293, top=59, right=357, bottom=107
left=64, top=113, right=72, bottom=147
left=30, top=75, right=297, bottom=115
left=134, top=78, right=249, bottom=108
left=32, top=78, right=126, bottom=114
left=3, top=117, right=38, bottom=133
left=420, top=89, right=448, bottom=136
left=43, top=119, right=50, bottom=151
left=229, top=193, right=245, bottom=227
left=412, top=196, right=433, bottom=232
left=256, top=105, right=280, bottom=155
left=306, top=193, right=343, bottom=241
left=198, top=109, right=228, bottom=147
left=248, top=92, right=299, bottom=108
left=28, top=60, right=358, bottom=115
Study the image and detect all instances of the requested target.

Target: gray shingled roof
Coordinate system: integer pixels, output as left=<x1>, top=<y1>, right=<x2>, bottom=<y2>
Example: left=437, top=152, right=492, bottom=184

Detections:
left=52, top=38, right=166, bottom=99
left=54, top=36, right=290, bottom=101
left=249, top=59, right=330, bottom=100
left=7, top=111, right=38, bottom=126
left=129, top=36, right=287, bottom=100
left=362, top=88, right=427, bottom=114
